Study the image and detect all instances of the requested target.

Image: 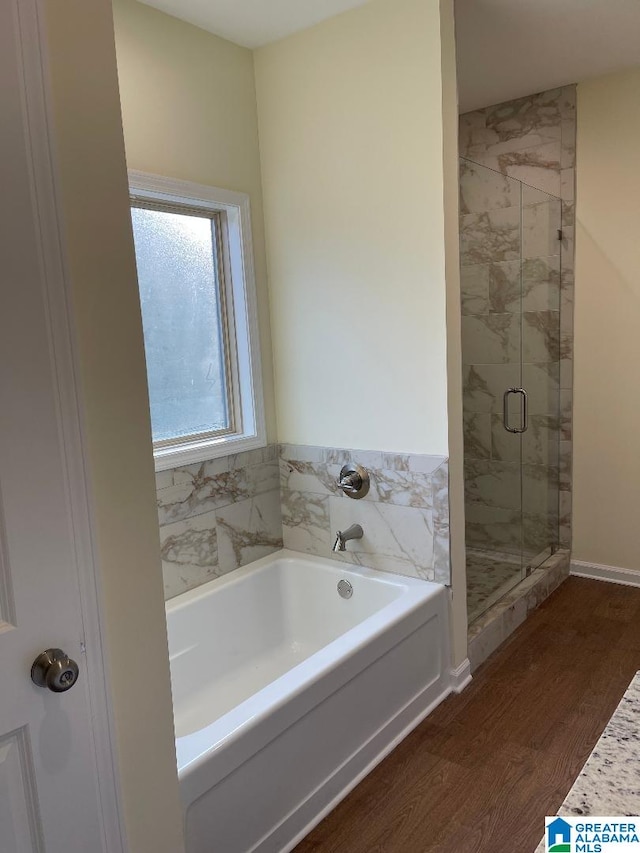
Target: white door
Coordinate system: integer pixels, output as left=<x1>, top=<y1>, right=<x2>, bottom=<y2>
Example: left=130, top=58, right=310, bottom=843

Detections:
left=0, top=3, right=120, bottom=852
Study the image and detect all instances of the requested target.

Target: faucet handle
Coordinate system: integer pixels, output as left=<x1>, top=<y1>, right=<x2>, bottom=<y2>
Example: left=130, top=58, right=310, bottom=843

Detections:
left=337, top=464, right=370, bottom=499
left=338, top=472, right=360, bottom=493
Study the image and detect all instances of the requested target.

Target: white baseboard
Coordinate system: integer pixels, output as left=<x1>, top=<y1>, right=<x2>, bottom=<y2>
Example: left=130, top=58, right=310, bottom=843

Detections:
left=450, top=659, right=472, bottom=693
left=571, top=559, right=640, bottom=588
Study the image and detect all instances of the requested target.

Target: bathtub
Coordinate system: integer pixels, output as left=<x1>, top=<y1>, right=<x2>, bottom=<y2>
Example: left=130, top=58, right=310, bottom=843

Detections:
left=166, top=549, right=454, bottom=853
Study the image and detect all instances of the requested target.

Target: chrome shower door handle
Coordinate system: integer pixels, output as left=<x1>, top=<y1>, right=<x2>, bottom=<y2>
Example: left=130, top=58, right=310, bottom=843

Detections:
left=503, top=388, right=528, bottom=434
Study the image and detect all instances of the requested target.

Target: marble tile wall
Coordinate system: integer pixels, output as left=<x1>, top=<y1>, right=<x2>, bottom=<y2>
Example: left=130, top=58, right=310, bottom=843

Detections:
left=156, top=443, right=452, bottom=599
left=279, top=445, right=451, bottom=585
left=156, top=445, right=283, bottom=599
left=459, top=85, right=576, bottom=552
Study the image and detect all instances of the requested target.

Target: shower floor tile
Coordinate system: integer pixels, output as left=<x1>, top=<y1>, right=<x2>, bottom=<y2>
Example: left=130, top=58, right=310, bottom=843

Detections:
left=466, top=547, right=522, bottom=623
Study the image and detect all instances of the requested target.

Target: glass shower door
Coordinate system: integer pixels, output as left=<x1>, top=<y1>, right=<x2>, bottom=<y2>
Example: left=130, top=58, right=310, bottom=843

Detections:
left=460, top=159, right=526, bottom=621
left=460, top=159, right=562, bottom=622
left=520, top=184, right=562, bottom=570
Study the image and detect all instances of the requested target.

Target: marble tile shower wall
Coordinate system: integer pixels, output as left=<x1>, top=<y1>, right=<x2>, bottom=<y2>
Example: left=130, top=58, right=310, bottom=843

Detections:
left=280, top=445, right=450, bottom=584
left=459, top=85, right=576, bottom=549
left=156, top=446, right=283, bottom=600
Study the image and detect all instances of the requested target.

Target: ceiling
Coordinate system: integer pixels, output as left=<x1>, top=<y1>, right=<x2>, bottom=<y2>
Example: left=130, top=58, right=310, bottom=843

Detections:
left=456, top=0, right=640, bottom=113
left=137, top=0, right=371, bottom=48
left=137, top=0, right=640, bottom=110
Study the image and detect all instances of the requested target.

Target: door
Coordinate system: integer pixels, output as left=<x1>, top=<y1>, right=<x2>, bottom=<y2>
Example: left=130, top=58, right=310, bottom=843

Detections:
left=520, top=183, right=562, bottom=570
left=460, top=159, right=526, bottom=621
left=460, top=160, right=562, bottom=622
left=0, top=3, right=119, bottom=851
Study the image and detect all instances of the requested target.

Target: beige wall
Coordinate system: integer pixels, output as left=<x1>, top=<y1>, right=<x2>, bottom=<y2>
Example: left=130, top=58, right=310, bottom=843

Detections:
left=112, top=0, right=277, bottom=441
left=44, top=1, right=184, bottom=850
left=573, top=67, right=640, bottom=571
left=254, top=0, right=450, bottom=455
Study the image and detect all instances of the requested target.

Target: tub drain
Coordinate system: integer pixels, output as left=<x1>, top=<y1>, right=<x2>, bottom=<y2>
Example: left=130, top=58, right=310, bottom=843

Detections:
left=337, top=579, right=353, bottom=599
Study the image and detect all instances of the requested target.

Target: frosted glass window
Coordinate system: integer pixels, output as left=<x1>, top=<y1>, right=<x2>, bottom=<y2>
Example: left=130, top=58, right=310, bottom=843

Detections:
left=131, top=205, right=230, bottom=444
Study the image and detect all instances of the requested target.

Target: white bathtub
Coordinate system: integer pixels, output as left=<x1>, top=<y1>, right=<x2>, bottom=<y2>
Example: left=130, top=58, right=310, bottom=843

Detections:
left=166, top=550, right=454, bottom=853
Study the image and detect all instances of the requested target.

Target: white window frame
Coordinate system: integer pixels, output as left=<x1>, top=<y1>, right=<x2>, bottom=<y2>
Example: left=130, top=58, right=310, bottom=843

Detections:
left=128, top=170, right=266, bottom=471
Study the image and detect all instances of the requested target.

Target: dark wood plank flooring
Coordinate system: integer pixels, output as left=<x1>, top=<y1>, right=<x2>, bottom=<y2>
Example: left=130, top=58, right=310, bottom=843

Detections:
left=295, top=577, right=640, bottom=853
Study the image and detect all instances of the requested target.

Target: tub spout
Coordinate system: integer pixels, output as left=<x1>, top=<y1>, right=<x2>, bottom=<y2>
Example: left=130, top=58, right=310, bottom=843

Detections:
left=332, top=524, right=364, bottom=552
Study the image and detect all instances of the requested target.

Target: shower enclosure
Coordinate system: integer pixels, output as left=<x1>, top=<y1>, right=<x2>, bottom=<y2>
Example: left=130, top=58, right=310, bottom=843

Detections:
left=460, top=158, right=561, bottom=623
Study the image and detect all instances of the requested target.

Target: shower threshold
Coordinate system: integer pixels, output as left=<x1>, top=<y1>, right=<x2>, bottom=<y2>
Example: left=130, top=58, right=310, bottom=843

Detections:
left=467, top=549, right=571, bottom=672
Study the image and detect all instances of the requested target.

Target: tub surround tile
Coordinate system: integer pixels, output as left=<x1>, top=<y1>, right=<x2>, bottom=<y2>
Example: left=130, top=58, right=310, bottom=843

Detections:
left=157, top=459, right=279, bottom=527
left=216, top=492, right=283, bottom=575
left=160, top=511, right=219, bottom=600
left=380, top=452, right=446, bottom=476
left=281, top=489, right=331, bottom=556
left=158, top=443, right=452, bottom=599
left=433, top=522, right=451, bottom=585
left=155, top=469, right=173, bottom=491
left=330, top=496, right=435, bottom=580
left=366, top=469, right=434, bottom=509
left=280, top=445, right=450, bottom=585
left=278, top=457, right=337, bottom=497
left=324, top=447, right=385, bottom=470
left=280, top=456, right=435, bottom=510
left=158, top=445, right=282, bottom=600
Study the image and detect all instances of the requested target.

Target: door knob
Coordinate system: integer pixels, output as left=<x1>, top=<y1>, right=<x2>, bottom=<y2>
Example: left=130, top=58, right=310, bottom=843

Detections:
left=31, top=648, right=80, bottom=693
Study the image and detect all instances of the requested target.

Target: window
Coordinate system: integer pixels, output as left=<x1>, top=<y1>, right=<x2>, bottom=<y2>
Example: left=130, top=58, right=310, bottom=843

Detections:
left=129, top=172, right=265, bottom=470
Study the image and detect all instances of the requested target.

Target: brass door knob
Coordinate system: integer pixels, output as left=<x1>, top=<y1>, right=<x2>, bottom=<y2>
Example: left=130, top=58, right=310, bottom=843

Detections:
left=31, top=648, right=80, bottom=693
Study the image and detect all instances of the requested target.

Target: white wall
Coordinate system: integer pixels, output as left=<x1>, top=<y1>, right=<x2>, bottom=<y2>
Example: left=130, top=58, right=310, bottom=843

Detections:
left=112, top=0, right=277, bottom=441
left=44, top=1, right=185, bottom=850
left=254, top=0, right=450, bottom=455
left=573, top=67, right=640, bottom=571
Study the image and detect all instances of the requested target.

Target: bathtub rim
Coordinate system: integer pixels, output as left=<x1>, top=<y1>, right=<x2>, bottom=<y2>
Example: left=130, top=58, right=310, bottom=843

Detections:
left=165, top=547, right=432, bottom=616
left=166, top=549, right=447, bottom=791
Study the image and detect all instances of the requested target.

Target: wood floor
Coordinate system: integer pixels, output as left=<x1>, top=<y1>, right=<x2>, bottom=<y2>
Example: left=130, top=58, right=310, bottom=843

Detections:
left=295, top=577, right=640, bottom=853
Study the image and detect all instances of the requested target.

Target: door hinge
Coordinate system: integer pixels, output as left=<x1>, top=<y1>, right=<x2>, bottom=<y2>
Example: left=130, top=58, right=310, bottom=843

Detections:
left=557, top=228, right=563, bottom=241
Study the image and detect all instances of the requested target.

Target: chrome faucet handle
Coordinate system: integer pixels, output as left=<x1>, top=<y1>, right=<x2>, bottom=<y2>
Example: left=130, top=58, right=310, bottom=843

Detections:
left=338, top=473, right=360, bottom=493
left=337, top=464, right=370, bottom=499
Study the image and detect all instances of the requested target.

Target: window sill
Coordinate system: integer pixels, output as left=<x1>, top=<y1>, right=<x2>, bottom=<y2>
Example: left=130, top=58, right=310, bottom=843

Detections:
left=153, top=432, right=267, bottom=472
